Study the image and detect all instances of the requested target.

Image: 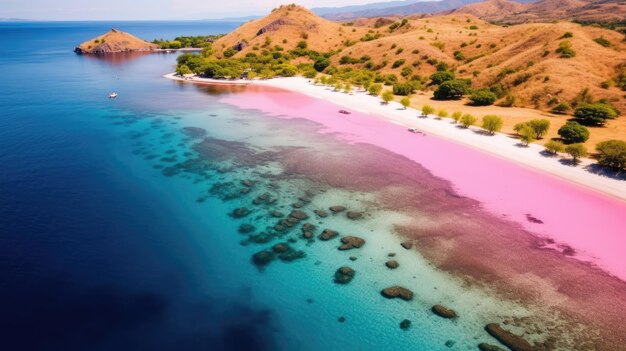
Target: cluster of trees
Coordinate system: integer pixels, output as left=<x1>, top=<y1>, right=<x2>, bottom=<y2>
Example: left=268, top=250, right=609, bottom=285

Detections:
left=153, top=35, right=222, bottom=49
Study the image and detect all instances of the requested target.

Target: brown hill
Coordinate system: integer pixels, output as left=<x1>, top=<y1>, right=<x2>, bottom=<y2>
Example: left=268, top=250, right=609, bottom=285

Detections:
left=213, top=4, right=369, bottom=57
left=451, top=0, right=626, bottom=23
left=75, top=28, right=158, bottom=54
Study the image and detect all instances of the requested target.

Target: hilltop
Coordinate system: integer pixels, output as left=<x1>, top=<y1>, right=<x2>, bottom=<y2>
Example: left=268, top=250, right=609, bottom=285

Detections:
left=75, top=29, right=158, bottom=54
left=213, top=5, right=369, bottom=55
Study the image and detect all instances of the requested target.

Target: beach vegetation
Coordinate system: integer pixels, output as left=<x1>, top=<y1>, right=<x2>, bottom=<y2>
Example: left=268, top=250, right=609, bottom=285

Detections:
left=433, top=79, right=471, bottom=100
left=565, top=143, right=588, bottom=162
left=368, top=83, right=383, bottom=96
left=595, top=140, right=626, bottom=170
left=481, top=115, right=503, bottom=134
left=451, top=111, right=462, bottom=123
left=528, top=119, right=551, bottom=139
left=518, top=125, right=536, bottom=146
left=314, top=58, right=331, bottom=72
left=574, top=103, right=619, bottom=126
left=152, top=35, right=221, bottom=49
left=459, top=114, right=477, bottom=128
left=400, top=97, right=411, bottom=109
left=176, top=64, right=193, bottom=76
left=421, top=104, right=435, bottom=117
left=558, top=122, right=590, bottom=144
left=544, top=140, right=565, bottom=154
left=436, top=109, right=448, bottom=120
left=392, top=82, right=415, bottom=96
left=382, top=90, right=394, bottom=104
left=469, top=89, right=497, bottom=106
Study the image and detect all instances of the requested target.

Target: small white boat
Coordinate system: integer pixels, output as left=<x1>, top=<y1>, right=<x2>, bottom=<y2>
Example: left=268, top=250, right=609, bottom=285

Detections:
left=108, top=92, right=118, bottom=99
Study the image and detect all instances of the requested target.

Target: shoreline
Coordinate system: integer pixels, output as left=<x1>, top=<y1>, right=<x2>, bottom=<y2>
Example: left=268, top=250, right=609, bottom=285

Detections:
left=165, top=73, right=626, bottom=202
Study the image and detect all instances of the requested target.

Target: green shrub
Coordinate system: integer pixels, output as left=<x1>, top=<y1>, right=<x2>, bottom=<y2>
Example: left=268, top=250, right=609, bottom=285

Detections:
left=429, top=71, right=455, bottom=85
left=401, top=67, right=413, bottom=78
left=469, top=90, right=497, bottom=106
left=593, top=37, right=611, bottom=47
left=392, top=59, right=406, bottom=68
left=313, top=58, right=330, bottom=72
left=400, top=97, right=411, bottom=109
left=527, top=119, right=551, bottom=139
left=460, top=114, right=477, bottom=128
left=565, top=143, right=588, bottom=162
left=436, top=109, right=448, bottom=119
left=392, top=82, right=415, bottom=96
left=595, top=140, right=626, bottom=170
left=433, top=79, right=470, bottom=100
left=544, top=140, right=565, bottom=155
left=481, top=115, right=503, bottom=134
left=451, top=111, right=462, bottom=123
left=574, top=103, right=619, bottom=126
left=223, top=47, right=237, bottom=58
left=368, top=83, right=383, bottom=96
left=382, top=90, right=394, bottom=104
left=421, top=104, right=435, bottom=117
left=518, top=125, right=536, bottom=146
left=559, top=32, right=573, bottom=39
left=556, top=40, right=576, bottom=58
left=551, top=102, right=570, bottom=114
left=558, top=122, right=590, bottom=144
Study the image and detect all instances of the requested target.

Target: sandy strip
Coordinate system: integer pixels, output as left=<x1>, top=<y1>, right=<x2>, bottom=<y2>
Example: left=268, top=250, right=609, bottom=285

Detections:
left=164, top=74, right=626, bottom=202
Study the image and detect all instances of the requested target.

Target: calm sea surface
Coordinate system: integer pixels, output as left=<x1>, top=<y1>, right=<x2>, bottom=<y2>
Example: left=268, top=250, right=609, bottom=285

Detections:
left=0, top=20, right=541, bottom=351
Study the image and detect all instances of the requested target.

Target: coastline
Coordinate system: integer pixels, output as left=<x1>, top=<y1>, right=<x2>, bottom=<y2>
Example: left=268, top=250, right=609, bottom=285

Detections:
left=165, top=73, right=626, bottom=202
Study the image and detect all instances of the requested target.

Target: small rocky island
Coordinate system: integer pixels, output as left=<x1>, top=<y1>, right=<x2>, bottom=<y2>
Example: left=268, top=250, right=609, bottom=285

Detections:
left=74, top=28, right=158, bottom=54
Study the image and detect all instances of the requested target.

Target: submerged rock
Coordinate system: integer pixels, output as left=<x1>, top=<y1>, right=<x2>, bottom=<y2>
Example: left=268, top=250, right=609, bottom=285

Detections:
left=401, top=241, right=414, bottom=250
left=485, top=323, right=534, bottom=351
left=241, top=179, right=253, bottom=187
left=272, top=243, right=290, bottom=253
left=314, top=209, right=328, bottom=218
left=231, top=207, right=251, bottom=218
left=445, top=340, right=456, bottom=348
left=182, top=126, right=207, bottom=138
left=386, top=260, right=399, bottom=269
left=329, top=205, right=346, bottom=213
left=272, top=210, right=284, bottom=218
left=289, top=210, right=309, bottom=220
left=279, top=249, right=306, bottom=262
left=381, top=286, right=414, bottom=301
left=349, top=256, right=357, bottom=261
left=400, top=319, right=411, bottom=330
left=319, top=229, right=339, bottom=241
left=302, top=231, right=314, bottom=239
left=338, top=316, right=346, bottom=323
left=252, top=250, right=274, bottom=267
left=334, top=266, right=356, bottom=284
left=346, top=211, right=363, bottom=220
left=301, top=223, right=316, bottom=233
left=478, top=343, right=506, bottom=351
left=238, top=223, right=255, bottom=234
left=248, top=233, right=274, bottom=244
left=338, top=236, right=365, bottom=250
left=432, top=305, right=457, bottom=319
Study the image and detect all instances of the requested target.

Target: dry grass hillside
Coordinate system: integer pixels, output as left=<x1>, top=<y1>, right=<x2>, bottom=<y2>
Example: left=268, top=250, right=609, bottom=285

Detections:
left=75, top=29, right=157, bottom=54
left=213, top=5, right=369, bottom=57
left=451, top=0, right=626, bottom=23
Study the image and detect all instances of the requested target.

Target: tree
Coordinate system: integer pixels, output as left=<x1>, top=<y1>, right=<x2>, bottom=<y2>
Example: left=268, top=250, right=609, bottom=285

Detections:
left=528, top=119, right=551, bottom=139
left=368, top=83, right=383, bottom=96
left=382, top=91, right=394, bottom=104
left=436, top=109, right=448, bottom=120
left=344, top=83, right=352, bottom=93
left=519, top=125, right=536, bottom=146
left=313, top=58, right=330, bottom=72
left=481, top=115, right=503, bottom=134
left=334, top=83, right=343, bottom=92
left=400, top=97, right=411, bottom=109
left=451, top=111, right=462, bottom=123
left=433, top=79, right=470, bottom=100
left=460, top=114, right=477, bottom=128
left=544, top=140, right=565, bottom=155
left=469, top=90, right=497, bottom=106
left=429, top=71, right=455, bottom=85
left=565, top=143, right=587, bottom=163
left=392, top=82, right=414, bottom=96
left=176, top=64, right=193, bottom=76
left=551, top=102, right=569, bottom=115
left=574, top=103, right=619, bottom=126
left=595, top=140, right=626, bottom=171
left=558, top=122, right=589, bottom=144
left=421, top=104, right=435, bottom=117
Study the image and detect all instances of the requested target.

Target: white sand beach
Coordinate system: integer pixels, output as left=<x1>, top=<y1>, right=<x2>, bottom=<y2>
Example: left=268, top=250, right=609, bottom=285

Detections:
left=165, top=74, right=626, bottom=202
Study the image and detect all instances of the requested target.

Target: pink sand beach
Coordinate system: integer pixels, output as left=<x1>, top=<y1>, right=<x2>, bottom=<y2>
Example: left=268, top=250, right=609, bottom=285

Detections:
left=222, top=87, right=626, bottom=281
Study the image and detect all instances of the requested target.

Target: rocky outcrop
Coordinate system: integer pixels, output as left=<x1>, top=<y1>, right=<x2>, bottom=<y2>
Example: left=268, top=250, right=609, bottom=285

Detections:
left=233, top=41, right=248, bottom=51
left=74, top=28, right=158, bottom=54
left=432, top=305, right=457, bottom=319
left=256, top=19, right=290, bottom=36
left=334, top=266, right=356, bottom=284
left=485, top=323, right=534, bottom=351
left=338, top=236, right=365, bottom=250
left=381, top=286, right=414, bottom=301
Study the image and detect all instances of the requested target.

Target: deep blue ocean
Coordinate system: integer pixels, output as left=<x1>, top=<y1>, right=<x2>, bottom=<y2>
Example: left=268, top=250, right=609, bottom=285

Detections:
left=0, top=20, right=509, bottom=351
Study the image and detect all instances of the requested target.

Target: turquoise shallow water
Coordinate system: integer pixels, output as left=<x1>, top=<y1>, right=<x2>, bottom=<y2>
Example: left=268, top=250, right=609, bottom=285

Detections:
left=0, top=21, right=547, bottom=350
